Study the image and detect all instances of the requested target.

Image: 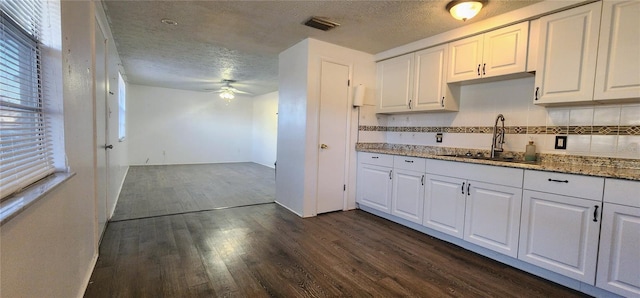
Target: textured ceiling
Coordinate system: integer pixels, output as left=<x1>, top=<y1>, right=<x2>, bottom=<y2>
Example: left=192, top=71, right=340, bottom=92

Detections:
left=103, top=0, right=542, bottom=96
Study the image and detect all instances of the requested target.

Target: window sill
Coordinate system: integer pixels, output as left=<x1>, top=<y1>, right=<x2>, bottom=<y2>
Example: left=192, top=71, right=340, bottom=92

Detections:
left=0, top=172, right=76, bottom=226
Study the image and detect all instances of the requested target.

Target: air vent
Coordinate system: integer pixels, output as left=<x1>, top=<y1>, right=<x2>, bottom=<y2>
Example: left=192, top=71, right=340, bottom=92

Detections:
left=304, top=17, right=340, bottom=31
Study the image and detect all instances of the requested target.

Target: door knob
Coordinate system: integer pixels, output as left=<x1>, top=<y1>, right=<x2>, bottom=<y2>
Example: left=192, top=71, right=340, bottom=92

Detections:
left=105, top=144, right=113, bottom=150
left=320, top=144, right=328, bottom=149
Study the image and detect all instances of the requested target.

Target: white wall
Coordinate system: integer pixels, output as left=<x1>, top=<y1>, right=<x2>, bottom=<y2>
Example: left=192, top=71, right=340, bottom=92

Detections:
left=0, top=1, right=116, bottom=297
left=276, top=38, right=376, bottom=217
left=252, top=91, right=278, bottom=168
left=127, top=85, right=254, bottom=165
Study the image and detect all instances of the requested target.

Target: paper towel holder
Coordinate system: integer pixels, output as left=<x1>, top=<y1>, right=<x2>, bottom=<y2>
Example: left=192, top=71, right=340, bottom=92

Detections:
left=353, top=84, right=366, bottom=107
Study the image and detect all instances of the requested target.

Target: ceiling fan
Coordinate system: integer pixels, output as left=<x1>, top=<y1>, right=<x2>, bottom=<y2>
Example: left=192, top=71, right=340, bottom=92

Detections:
left=209, top=79, right=251, bottom=101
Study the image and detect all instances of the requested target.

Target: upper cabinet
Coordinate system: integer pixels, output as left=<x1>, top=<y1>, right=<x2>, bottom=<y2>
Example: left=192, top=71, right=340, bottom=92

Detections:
left=447, top=22, right=529, bottom=83
left=534, top=2, right=601, bottom=104
left=593, top=0, right=640, bottom=101
left=377, top=45, right=459, bottom=114
left=535, top=0, right=640, bottom=105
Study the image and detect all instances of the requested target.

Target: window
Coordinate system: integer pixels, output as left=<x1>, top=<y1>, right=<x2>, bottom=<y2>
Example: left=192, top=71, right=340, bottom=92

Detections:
left=118, top=72, right=126, bottom=141
left=0, top=1, right=54, bottom=200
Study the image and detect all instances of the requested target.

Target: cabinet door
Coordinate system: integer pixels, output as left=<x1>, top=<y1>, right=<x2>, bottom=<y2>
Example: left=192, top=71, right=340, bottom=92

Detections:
left=376, top=53, right=414, bottom=113
left=594, top=0, right=640, bottom=101
left=482, top=22, right=529, bottom=78
left=447, top=35, right=483, bottom=83
left=519, top=190, right=601, bottom=284
left=534, top=2, right=602, bottom=105
left=596, top=203, right=640, bottom=297
left=464, top=182, right=522, bottom=258
left=413, top=45, right=454, bottom=111
left=357, top=163, right=392, bottom=213
left=423, top=175, right=466, bottom=238
left=392, top=169, right=424, bottom=224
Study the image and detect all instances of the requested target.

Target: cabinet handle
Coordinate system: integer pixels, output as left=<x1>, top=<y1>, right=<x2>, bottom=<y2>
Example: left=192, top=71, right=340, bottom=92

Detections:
left=404, top=160, right=414, bottom=163
left=421, top=175, right=425, bottom=186
left=467, top=183, right=471, bottom=196
left=477, top=64, right=481, bottom=76
left=534, top=87, right=539, bottom=101
left=461, top=182, right=465, bottom=194
left=548, top=178, right=569, bottom=183
left=441, top=97, right=445, bottom=107
left=389, top=170, right=392, bottom=180
left=409, top=99, right=412, bottom=109
left=593, top=205, right=599, bottom=222
left=371, top=156, right=379, bottom=159
left=482, top=63, right=486, bottom=75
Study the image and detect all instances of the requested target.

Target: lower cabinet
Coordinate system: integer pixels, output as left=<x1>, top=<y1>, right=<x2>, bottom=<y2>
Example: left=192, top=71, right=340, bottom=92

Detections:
left=356, top=154, right=393, bottom=213
left=392, top=168, right=425, bottom=223
left=423, top=174, right=466, bottom=238
left=518, top=190, right=601, bottom=284
left=464, top=182, right=522, bottom=258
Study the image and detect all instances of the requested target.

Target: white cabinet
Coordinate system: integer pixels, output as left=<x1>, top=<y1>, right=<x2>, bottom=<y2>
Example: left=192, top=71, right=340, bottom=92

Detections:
left=356, top=153, right=393, bottom=213
left=464, top=182, right=522, bottom=258
left=448, top=22, right=529, bottom=82
left=519, top=171, right=605, bottom=284
left=377, top=46, right=458, bottom=114
left=594, top=0, right=640, bottom=101
left=423, top=174, right=466, bottom=238
left=391, top=156, right=425, bottom=224
left=413, top=45, right=459, bottom=112
left=596, top=179, right=640, bottom=297
left=424, top=160, right=524, bottom=256
left=376, top=53, right=413, bottom=113
left=534, top=2, right=601, bottom=104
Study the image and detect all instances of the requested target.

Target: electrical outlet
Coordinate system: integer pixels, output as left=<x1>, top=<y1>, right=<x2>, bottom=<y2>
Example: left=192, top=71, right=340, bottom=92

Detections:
left=555, top=136, right=567, bottom=150
left=436, top=133, right=443, bottom=143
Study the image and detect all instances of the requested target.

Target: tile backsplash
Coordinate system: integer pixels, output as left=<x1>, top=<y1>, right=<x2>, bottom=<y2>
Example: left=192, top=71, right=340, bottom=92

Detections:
left=358, top=76, right=640, bottom=159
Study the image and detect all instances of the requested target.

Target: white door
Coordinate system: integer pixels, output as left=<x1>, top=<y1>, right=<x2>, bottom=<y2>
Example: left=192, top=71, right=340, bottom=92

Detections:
left=391, top=169, right=424, bottom=224
left=534, top=2, right=601, bottom=104
left=519, top=190, right=601, bottom=284
left=376, top=53, right=413, bottom=113
left=594, top=0, right=640, bottom=101
left=356, top=163, right=392, bottom=213
left=423, top=174, right=466, bottom=238
left=464, top=181, right=522, bottom=258
left=316, top=61, right=349, bottom=214
left=94, top=20, right=109, bottom=243
left=596, top=203, right=640, bottom=297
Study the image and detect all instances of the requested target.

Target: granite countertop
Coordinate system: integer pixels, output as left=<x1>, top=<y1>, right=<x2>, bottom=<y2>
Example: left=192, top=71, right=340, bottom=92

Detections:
left=356, top=143, right=640, bottom=182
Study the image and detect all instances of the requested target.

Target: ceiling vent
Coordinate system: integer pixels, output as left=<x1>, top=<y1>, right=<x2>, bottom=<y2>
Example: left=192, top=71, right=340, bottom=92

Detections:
left=304, top=17, right=340, bottom=31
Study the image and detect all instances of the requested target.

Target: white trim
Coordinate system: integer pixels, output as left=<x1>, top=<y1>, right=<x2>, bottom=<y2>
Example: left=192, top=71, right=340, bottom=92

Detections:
left=78, top=252, right=99, bottom=298
left=275, top=200, right=305, bottom=217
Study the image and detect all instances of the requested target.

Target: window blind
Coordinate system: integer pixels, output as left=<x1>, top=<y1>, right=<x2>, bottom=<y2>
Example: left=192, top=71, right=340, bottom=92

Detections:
left=0, top=1, right=54, bottom=200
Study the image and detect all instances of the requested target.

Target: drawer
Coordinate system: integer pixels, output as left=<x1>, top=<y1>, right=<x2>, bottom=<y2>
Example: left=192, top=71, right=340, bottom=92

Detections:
left=393, top=156, right=425, bottom=172
left=524, top=170, right=604, bottom=201
left=359, top=152, right=393, bottom=167
left=604, top=179, right=640, bottom=208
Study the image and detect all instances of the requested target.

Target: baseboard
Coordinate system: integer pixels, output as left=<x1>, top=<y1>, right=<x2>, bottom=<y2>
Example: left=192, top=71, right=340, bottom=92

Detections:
left=77, top=252, right=99, bottom=298
left=274, top=200, right=304, bottom=217
left=108, top=166, right=129, bottom=220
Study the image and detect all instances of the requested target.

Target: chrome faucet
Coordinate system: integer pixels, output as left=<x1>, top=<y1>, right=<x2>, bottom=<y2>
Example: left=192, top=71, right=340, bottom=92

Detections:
left=490, top=114, right=505, bottom=158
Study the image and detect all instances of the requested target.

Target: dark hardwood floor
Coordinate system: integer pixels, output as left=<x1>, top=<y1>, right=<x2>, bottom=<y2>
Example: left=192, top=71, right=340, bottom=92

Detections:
left=111, top=163, right=275, bottom=221
left=85, top=203, right=588, bottom=297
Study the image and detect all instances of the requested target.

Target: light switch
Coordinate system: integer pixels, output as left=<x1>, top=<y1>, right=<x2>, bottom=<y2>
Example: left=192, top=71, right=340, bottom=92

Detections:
left=436, top=133, right=443, bottom=143
left=555, top=136, right=567, bottom=150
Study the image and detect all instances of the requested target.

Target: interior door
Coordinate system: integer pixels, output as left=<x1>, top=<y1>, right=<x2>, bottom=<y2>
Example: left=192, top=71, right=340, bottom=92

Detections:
left=95, top=20, right=109, bottom=243
left=316, top=60, right=349, bottom=214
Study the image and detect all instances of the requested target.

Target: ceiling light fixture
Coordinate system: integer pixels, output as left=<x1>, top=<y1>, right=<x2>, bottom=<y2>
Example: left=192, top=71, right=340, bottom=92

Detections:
left=161, top=18, right=178, bottom=26
left=446, top=0, right=486, bottom=21
left=219, top=90, right=235, bottom=101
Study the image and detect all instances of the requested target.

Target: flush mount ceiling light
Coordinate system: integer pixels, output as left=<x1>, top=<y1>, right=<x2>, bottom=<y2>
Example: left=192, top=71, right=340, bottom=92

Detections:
left=160, top=18, right=178, bottom=26
left=446, top=0, right=486, bottom=21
